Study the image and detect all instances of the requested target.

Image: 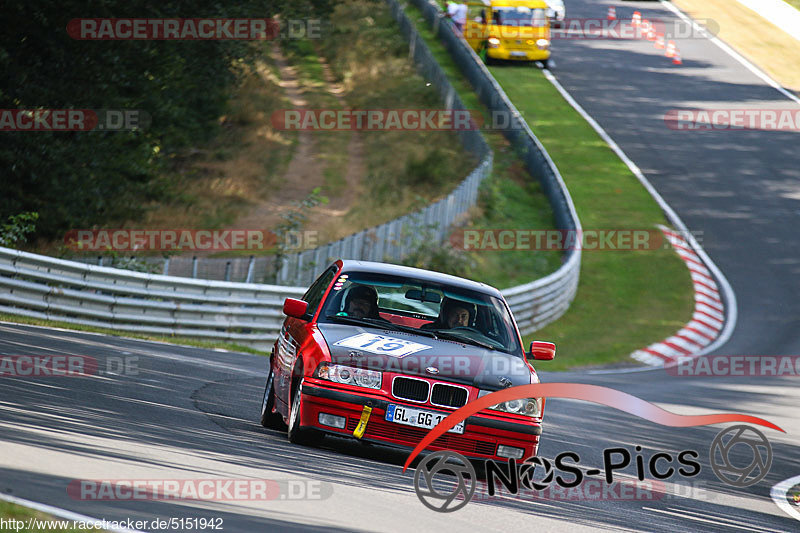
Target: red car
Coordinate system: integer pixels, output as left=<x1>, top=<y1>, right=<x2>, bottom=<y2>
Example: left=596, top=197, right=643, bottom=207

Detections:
left=259, top=260, right=556, bottom=462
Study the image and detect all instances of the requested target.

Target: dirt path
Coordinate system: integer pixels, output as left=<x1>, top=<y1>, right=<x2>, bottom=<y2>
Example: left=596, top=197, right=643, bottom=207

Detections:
left=311, top=53, right=367, bottom=219
left=232, top=44, right=328, bottom=232
left=232, top=44, right=367, bottom=244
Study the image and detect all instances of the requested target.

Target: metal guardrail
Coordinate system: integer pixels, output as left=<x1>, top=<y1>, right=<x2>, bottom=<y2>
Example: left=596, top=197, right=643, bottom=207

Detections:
left=0, top=0, right=582, bottom=345
left=0, top=246, right=305, bottom=351
left=398, top=0, right=582, bottom=334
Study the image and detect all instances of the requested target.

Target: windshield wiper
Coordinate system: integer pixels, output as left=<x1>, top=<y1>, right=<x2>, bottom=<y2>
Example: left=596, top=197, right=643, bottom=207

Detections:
left=325, top=315, right=439, bottom=339
left=431, top=330, right=497, bottom=351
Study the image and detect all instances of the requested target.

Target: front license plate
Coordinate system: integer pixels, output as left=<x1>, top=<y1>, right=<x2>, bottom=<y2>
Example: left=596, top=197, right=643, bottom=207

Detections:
left=510, top=51, right=528, bottom=57
left=385, top=404, right=465, bottom=434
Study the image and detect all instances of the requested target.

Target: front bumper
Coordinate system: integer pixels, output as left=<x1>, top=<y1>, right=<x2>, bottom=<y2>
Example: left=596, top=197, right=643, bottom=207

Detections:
left=488, top=48, right=550, bottom=61
left=300, top=381, right=541, bottom=460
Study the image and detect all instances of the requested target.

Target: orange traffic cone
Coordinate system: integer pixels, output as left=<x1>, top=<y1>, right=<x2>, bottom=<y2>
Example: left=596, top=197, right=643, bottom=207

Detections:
left=632, top=11, right=642, bottom=27
left=666, top=40, right=677, bottom=58
left=608, top=6, right=616, bottom=21
left=647, top=26, right=656, bottom=41
left=655, top=33, right=665, bottom=49
left=672, top=49, right=683, bottom=65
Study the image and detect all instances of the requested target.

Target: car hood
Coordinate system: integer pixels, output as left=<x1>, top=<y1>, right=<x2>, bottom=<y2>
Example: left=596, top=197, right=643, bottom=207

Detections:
left=317, top=322, right=532, bottom=390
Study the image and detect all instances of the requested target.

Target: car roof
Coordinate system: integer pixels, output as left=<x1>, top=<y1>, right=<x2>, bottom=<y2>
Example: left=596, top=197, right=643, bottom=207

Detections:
left=336, top=259, right=504, bottom=298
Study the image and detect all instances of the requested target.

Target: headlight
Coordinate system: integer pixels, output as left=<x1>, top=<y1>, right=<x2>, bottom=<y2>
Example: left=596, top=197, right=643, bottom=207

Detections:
left=314, top=362, right=381, bottom=389
left=478, top=390, right=542, bottom=417
left=488, top=37, right=501, bottom=48
left=536, top=39, right=550, bottom=49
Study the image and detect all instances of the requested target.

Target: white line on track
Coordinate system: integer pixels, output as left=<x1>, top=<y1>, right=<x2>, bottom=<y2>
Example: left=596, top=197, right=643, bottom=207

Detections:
left=540, top=69, right=738, bottom=374
left=0, top=493, right=146, bottom=533
left=770, top=475, right=800, bottom=522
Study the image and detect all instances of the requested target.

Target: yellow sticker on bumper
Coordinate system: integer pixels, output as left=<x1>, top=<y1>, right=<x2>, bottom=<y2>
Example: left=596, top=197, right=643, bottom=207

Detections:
left=353, top=405, right=372, bottom=439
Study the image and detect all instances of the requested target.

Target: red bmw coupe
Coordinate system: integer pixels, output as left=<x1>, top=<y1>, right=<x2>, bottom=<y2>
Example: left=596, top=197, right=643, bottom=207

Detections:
left=260, top=259, right=556, bottom=462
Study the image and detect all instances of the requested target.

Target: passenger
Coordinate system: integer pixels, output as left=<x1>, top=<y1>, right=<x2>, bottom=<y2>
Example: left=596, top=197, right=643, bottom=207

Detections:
left=343, top=285, right=381, bottom=320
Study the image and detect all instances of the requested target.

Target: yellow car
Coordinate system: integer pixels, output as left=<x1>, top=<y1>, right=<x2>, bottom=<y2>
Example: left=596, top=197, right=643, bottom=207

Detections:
left=462, top=0, right=552, bottom=66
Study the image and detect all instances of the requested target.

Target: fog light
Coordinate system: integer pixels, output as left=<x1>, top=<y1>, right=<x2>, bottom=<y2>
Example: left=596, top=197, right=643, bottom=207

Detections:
left=318, top=413, right=346, bottom=429
left=497, top=445, right=525, bottom=459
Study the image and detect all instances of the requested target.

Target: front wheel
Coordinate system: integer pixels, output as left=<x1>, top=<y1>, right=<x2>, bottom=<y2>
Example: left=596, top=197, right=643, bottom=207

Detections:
left=539, top=59, right=549, bottom=69
left=260, top=365, right=286, bottom=429
left=287, top=378, right=322, bottom=446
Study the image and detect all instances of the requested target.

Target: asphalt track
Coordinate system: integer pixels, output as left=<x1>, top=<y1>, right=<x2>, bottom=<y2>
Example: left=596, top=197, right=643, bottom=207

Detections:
left=2, top=0, right=799, bottom=531
left=0, top=320, right=797, bottom=532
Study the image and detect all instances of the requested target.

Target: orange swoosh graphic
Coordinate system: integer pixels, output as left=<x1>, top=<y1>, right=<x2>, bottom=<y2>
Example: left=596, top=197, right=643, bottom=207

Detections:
left=402, top=383, right=784, bottom=472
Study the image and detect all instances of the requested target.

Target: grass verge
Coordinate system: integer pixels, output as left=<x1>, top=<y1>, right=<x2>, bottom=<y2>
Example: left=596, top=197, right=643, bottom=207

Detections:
left=0, top=501, right=92, bottom=532
left=0, top=313, right=268, bottom=357
left=405, top=3, right=695, bottom=370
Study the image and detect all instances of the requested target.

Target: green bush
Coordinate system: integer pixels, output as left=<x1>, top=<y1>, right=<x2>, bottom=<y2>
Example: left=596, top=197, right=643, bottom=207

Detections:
left=0, top=212, right=39, bottom=247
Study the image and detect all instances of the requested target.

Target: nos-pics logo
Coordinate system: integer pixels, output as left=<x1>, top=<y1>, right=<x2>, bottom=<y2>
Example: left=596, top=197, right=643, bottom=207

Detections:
left=413, top=425, right=773, bottom=512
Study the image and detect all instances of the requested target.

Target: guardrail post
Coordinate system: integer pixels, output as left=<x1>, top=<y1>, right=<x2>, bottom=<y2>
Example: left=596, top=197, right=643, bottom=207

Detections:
left=162, top=257, right=170, bottom=275
left=192, top=256, right=198, bottom=279
left=224, top=261, right=231, bottom=282
left=245, top=256, right=255, bottom=283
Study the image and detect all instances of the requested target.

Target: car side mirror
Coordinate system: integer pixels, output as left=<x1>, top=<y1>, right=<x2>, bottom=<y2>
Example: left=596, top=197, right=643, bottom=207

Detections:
left=283, top=298, right=309, bottom=319
left=529, top=341, right=556, bottom=360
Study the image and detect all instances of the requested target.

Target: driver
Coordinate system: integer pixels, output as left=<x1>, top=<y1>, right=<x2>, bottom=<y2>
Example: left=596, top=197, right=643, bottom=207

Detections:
left=423, top=297, right=475, bottom=329
left=445, top=301, right=471, bottom=328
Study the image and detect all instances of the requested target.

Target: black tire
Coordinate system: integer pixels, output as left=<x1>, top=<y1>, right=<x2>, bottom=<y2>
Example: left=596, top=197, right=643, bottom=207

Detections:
left=481, top=46, right=495, bottom=66
left=287, top=377, right=322, bottom=446
left=539, top=59, right=549, bottom=69
left=259, top=364, right=286, bottom=429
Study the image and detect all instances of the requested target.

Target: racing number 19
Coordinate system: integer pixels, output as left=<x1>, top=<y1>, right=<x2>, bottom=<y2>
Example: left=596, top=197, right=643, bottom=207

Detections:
left=358, top=336, right=404, bottom=352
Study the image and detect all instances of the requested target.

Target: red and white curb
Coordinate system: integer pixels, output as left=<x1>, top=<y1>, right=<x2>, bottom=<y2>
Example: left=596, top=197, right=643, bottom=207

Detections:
left=631, top=225, right=725, bottom=367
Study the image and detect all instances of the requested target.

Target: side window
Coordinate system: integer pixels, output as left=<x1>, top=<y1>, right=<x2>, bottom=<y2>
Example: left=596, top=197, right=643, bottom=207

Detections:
left=302, top=266, right=337, bottom=318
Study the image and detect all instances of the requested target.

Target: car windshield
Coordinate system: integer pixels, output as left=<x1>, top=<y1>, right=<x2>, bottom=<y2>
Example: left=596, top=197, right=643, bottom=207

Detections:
left=492, top=7, right=547, bottom=27
left=319, top=271, right=523, bottom=355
